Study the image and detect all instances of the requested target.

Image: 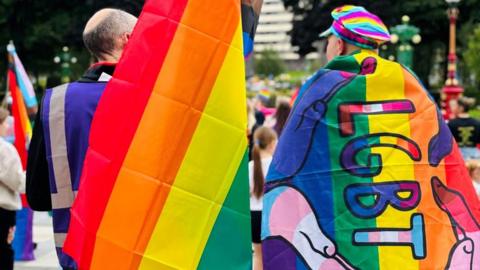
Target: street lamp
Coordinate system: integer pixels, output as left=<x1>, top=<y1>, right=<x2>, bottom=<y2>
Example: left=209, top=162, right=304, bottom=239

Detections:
left=53, top=46, right=77, bottom=83
left=442, top=0, right=463, bottom=120
left=390, top=15, right=421, bottom=69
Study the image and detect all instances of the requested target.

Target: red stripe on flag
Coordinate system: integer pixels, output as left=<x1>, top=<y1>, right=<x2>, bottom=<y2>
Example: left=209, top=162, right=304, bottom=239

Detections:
left=64, top=1, right=190, bottom=269
left=444, top=139, right=480, bottom=220
left=8, top=69, right=27, bottom=169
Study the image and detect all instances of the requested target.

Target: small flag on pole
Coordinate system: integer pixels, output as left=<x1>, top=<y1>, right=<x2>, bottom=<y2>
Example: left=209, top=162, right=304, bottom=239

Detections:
left=7, top=42, right=37, bottom=109
left=7, top=42, right=35, bottom=261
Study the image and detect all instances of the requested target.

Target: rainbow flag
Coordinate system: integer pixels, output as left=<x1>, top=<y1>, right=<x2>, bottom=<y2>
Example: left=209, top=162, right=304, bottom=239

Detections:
left=7, top=43, right=37, bottom=109
left=7, top=43, right=35, bottom=261
left=262, top=51, right=480, bottom=269
left=258, top=88, right=271, bottom=100
left=7, top=46, right=33, bottom=168
left=64, top=1, right=250, bottom=269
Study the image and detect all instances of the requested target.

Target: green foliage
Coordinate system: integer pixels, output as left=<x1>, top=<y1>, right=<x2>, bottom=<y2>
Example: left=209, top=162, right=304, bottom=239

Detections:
left=470, top=108, right=480, bottom=119
left=0, top=0, right=144, bottom=96
left=281, top=0, right=480, bottom=90
left=464, top=24, right=480, bottom=99
left=254, top=49, right=287, bottom=77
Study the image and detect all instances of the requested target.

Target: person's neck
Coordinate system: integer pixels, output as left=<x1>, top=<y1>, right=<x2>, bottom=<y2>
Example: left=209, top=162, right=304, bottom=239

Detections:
left=344, top=47, right=360, bottom=55
left=345, top=48, right=377, bottom=56
left=260, top=150, right=273, bottom=159
left=458, top=113, right=470, bottom=118
left=98, top=51, right=121, bottom=63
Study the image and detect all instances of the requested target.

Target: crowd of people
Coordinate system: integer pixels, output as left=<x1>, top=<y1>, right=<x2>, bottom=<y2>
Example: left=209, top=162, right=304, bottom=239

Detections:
left=247, top=96, right=292, bottom=270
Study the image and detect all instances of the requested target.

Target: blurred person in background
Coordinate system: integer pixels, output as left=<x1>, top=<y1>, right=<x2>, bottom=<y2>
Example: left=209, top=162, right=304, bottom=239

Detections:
left=0, top=107, right=25, bottom=270
left=248, top=100, right=260, bottom=160
left=249, top=126, right=277, bottom=270
left=272, top=98, right=291, bottom=137
left=448, top=96, right=480, bottom=159
left=466, top=160, right=480, bottom=198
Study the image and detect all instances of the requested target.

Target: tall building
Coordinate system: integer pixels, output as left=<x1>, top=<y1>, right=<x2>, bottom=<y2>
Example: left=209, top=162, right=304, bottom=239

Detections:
left=254, top=0, right=318, bottom=62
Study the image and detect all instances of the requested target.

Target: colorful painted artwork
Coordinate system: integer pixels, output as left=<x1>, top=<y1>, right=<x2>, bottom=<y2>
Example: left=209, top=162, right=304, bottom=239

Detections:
left=262, top=51, right=480, bottom=270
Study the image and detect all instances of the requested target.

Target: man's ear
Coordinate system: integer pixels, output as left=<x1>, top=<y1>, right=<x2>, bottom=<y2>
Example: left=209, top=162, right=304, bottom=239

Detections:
left=338, top=39, right=346, bottom=55
left=120, top=32, right=131, bottom=46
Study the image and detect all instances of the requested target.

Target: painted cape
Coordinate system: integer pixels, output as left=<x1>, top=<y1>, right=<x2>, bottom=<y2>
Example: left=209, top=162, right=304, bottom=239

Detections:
left=262, top=51, right=480, bottom=270
left=64, top=1, right=250, bottom=269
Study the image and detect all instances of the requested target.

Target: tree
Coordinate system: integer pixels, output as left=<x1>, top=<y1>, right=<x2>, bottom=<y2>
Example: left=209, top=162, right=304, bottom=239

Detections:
left=281, top=0, right=480, bottom=90
left=0, top=0, right=144, bottom=98
left=254, top=49, right=286, bottom=77
left=464, top=24, right=480, bottom=98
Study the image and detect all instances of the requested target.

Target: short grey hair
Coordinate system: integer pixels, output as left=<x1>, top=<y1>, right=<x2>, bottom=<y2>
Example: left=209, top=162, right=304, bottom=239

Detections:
left=83, top=8, right=137, bottom=60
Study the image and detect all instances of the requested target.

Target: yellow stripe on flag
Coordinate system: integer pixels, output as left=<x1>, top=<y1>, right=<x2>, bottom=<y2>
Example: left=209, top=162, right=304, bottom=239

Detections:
left=356, top=53, right=419, bottom=270
left=139, top=24, right=246, bottom=269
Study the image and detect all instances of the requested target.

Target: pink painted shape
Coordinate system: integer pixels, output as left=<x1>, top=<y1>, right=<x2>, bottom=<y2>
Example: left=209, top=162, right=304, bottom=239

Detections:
left=348, top=104, right=363, bottom=113
left=319, top=259, right=346, bottom=270
left=339, top=71, right=354, bottom=79
left=398, top=231, right=412, bottom=243
left=382, top=101, right=412, bottom=111
left=269, top=188, right=313, bottom=242
left=448, top=238, right=474, bottom=270
left=369, top=231, right=381, bottom=242
left=454, top=231, right=480, bottom=269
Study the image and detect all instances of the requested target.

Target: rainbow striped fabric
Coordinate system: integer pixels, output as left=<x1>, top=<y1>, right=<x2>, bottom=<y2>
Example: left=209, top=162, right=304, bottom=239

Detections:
left=7, top=43, right=35, bottom=261
left=7, top=44, right=38, bottom=109
left=262, top=51, right=480, bottom=269
left=258, top=88, right=271, bottom=102
left=64, top=1, right=250, bottom=269
left=7, top=45, right=32, bottom=169
left=320, top=5, right=390, bottom=49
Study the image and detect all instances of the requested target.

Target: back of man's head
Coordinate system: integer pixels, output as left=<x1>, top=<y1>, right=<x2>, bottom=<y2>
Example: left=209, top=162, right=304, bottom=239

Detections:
left=83, top=8, right=137, bottom=62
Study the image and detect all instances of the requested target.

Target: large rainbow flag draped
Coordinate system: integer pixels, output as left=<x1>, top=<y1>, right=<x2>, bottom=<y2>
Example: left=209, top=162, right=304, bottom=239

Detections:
left=7, top=43, right=35, bottom=261
left=262, top=51, right=480, bottom=270
left=64, top=1, right=250, bottom=269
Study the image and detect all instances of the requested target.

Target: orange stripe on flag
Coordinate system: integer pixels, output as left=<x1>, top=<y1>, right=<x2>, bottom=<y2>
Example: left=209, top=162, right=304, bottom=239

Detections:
left=88, top=1, right=241, bottom=269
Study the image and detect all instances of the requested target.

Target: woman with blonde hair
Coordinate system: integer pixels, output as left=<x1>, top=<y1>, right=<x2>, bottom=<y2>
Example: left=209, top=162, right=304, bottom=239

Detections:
left=249, top=126, right=277, bottom=270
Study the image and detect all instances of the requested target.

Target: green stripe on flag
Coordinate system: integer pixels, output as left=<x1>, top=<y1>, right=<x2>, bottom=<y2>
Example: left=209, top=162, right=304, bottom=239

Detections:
left=326, top=74, right=380, bottom=270
left=198, top=151, right=251, bottom=270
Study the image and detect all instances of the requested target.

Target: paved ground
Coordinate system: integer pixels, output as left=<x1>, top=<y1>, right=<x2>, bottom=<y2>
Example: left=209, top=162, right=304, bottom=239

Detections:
left=14, top=212, right=60, bottom=270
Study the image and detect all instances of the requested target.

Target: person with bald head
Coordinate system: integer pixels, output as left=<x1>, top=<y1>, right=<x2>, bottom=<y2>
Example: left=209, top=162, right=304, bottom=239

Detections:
left=26, top=8, right=137, bottom=270
left=83, top=8, right=137, bottom=62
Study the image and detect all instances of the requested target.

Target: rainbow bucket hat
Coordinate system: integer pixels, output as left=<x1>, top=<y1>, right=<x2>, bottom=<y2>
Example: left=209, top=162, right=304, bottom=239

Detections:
left=320, top=5, right=391, bottom=49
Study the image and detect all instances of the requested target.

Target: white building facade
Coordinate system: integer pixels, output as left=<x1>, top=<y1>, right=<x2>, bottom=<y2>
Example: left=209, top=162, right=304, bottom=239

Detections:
left=254, top=0, right=319, bottom=62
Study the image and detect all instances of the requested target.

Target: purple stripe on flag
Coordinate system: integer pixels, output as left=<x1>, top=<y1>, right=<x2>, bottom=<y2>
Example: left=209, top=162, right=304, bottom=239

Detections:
left=41, top=89, right=56, bottom=193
